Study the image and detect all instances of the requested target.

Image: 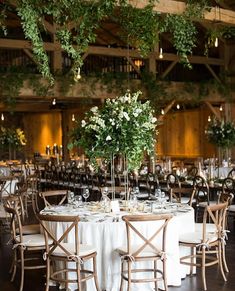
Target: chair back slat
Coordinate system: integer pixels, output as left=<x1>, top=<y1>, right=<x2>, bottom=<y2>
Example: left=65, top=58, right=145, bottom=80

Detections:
left=122, top=214, right=172, bottom=258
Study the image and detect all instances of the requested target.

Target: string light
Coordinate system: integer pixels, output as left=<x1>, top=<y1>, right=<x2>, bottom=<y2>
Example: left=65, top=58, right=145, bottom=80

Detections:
left=208, top=115, right=211, bottom=122
left=161, top=109, right=164, bottom=115
left=159, top=47, right=163, bottom=59
left=1, top=113, right=4, bottom=121
left=219, top=104, right=223, bottom=111
left=72, top=114, right=75, bottom=122
left=74, top=67, right=81, bottom=82
left=214, top=37, right=219, bottom=47
left=176, top=104, right=180, bottom=110
left=52, top=98, right=56, bottom=105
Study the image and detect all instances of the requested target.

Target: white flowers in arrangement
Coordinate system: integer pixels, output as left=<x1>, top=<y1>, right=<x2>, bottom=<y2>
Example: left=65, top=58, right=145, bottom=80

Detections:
left=69, top=90, right=158, bottom=170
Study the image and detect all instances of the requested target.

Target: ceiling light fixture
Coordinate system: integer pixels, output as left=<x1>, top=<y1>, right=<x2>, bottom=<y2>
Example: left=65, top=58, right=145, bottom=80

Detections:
left=72, top=114, right=75, bottom=122
left=176, top=104, right=180, bottom=110
left=214, top=37, right=219, bottom=48
left=208, top=115, right=211, bottom=122
left=1, top=113, right=4, bottom=121
left=219, top=104, right=223, bottom=111
left=52, top=98, right=56, bottom=106
left=161, top=109, right=164, bottom=115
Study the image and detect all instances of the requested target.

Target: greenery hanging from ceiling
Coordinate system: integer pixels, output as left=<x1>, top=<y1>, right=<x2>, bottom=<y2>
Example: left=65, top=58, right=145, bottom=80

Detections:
left=0, top=0, right=219, bottom=83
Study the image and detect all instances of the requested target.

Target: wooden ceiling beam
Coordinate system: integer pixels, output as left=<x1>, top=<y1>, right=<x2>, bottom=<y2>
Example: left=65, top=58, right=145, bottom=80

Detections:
left=0, top=39, right=225, bottom=66
left=130, top=0, right=235, bottom=26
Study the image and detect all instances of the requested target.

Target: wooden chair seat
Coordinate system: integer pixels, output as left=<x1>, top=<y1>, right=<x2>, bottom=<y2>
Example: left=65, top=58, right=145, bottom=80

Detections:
left=15, top=233, right=52, bottom=247
left=179, top=231, right=218, bottom=245
left=52, top=243, right=96, bottom=257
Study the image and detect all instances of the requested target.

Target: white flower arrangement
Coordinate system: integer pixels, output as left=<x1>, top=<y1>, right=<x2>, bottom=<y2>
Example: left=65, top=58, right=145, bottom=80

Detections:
left=69, top=90, right=158, bottom=170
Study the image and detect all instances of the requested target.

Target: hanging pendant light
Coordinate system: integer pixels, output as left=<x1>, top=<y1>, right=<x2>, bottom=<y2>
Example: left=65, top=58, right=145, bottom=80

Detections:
left=1, top=113, right=4, bottom=121
left=72, top=114, right=75, bottom=122
left=214, top=37, right=219, bottom=47
left=161, top=109, right=165, bottom=115
left=159, top=47, right=163, bottom=59
left=208, top=115, right=211, bottom=122
left=52, top=98, right=56, bottom=105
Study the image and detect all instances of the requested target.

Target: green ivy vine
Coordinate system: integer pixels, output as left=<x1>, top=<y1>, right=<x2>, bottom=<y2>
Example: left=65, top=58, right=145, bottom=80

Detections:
left=0, top=0, right=221, bottom=82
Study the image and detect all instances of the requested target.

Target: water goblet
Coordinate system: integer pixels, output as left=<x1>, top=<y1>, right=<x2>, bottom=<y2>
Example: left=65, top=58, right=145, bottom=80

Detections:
left=82, top=188, right=90, bottom=204
left=74, top=195, right=83, bottom=207
left=68, top=191, right=75, bottom=204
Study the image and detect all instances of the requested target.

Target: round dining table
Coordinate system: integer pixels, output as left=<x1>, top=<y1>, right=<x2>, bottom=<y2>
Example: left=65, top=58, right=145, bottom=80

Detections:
left=41, top=202, right=195, bottom=291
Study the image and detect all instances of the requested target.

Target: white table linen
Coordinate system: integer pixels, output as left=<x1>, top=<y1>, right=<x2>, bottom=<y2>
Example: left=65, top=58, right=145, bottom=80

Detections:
left=41, top=203, right=194, bottom=291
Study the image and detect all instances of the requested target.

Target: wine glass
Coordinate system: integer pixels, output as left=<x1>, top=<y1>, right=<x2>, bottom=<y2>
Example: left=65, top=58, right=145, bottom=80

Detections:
left=82, top=188, right=90, bottom=204
left=68, top=191, right=75, bottom=204
left=154, top=188, right=161, bottom=202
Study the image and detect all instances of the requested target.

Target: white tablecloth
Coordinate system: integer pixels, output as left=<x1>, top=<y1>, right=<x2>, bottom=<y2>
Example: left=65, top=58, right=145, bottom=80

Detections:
left=42, top=203, right=195, bottom=291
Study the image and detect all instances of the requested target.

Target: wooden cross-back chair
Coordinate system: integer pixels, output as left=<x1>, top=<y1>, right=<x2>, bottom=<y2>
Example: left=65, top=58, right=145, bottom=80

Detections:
left=39, top=190, right=68, bottom=208
left=4, top=197, right=47, bottom=291
left=37, top=213, right=100, bottom=291
left=117, top=214, right=172, bottom=291
left=191, top=175, right=210, bottom=221
left=179, top=202, right=228, bottom=291
left=166, top=173, right=191, bottom=203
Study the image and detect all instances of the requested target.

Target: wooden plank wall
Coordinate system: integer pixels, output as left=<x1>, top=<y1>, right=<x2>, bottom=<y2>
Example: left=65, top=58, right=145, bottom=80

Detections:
left=156, top=106, right=217, bottom=159
left=22, top=112, right=62, bottom=157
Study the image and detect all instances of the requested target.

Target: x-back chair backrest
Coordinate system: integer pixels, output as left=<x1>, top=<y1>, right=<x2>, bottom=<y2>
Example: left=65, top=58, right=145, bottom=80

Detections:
left=4, top=199, right=23, bottom=243
left=202, top=202, right=228, bottom=243
left=38, top=214, right=80, bottom=262
left=192, top=175, right=210, bottom=205
left=122, top=214, right=172, bottom=258
left=222, top=177, right=235, bottom=194
left=39, top=190, right=68, bottom=208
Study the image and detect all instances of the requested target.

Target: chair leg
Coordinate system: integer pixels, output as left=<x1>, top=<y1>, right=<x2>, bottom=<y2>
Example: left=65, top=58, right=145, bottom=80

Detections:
left=162, top=258, right=168, bottom=291
left=154, top=260, right=158, bottom=291
left=218, top=243, right=227, bottom=282
left=10, top=249, right=17, bottom=282
left=222, top=242, right=229, bottom=273
left=76, top=261, right=82, bottom=291
left=190, top=247, right=194, bottom=276
left=201, top=247, right=207, bottom=291
left=127, top=260, right=131, bottom=291
left=93, top=255, right=100, bottom=291
left=19, top=248, right=25, bottom=291
left=119, top=261, right=124, bottom=291
left=45, top=258, right=50, bottom=291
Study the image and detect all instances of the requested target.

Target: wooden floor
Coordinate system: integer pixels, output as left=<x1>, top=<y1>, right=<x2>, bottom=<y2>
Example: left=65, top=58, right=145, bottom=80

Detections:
left=0, top=220, right=235, bottom=291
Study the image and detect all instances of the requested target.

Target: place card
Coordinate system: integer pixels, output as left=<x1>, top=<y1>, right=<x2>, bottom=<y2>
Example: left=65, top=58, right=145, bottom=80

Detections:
left=110, top=200, right=120, bottom=214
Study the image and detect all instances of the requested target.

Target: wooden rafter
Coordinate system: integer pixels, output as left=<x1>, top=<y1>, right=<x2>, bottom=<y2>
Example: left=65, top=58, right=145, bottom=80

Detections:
left=129, top=0, right=235, bottom=26
left=161, top=60, right=178, bottom=79
left=204, top=101, right=222, bottom=121
left=204, top=64, right=222, bottom=83
left=158, top=100, right=176, bottom=122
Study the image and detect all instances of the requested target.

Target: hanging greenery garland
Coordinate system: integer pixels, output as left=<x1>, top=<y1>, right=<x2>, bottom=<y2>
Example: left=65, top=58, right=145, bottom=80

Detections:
left=0, top=0, right=228, bottom=82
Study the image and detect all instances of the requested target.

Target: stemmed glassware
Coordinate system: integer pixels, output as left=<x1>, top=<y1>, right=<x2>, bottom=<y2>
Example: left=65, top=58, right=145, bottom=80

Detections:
left=82, top=188, right=90, bottom=204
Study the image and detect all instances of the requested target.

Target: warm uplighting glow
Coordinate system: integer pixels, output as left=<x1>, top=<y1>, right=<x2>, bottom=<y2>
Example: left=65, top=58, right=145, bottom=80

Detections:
left=161, top=109, right=165, bottom=115
left=159, top=47, right=163, bottom=59
left=1, top=113, right=4, bottom=121
left=72, top=114, right=75, bottom=122
left=52, top=98, right=56, bottom=105
left=219, top=104, right=223, bottom=111
left=214, top=37, right=219, bottom=48
left=208, top=115, right=211, bottom=122
left=176, top=104, right=180, bottom=110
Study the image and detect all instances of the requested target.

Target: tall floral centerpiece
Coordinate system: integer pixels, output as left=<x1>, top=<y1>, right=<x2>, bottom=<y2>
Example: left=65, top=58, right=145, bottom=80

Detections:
left=69, top=90, right=158, bottom=197
left=205, top=118, right=235, bottom=166
left=0, top=127, right=27, bottom=159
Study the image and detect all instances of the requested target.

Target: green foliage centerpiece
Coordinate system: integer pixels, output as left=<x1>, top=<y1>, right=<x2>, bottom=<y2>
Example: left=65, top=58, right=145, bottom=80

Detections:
left=0, top=127, right=27, bottom=159
left=69, top=90, right=158, bottom=198
left=205, top=118, right=235, bottom=168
